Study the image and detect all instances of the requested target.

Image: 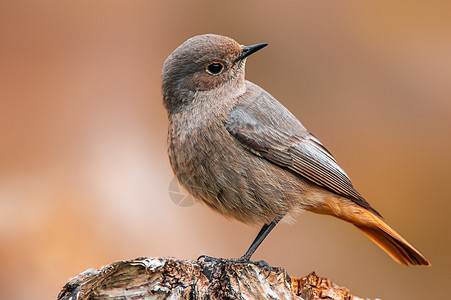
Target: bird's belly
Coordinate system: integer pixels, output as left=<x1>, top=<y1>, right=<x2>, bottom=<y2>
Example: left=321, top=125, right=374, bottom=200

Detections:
left=169, top=123, right=315, bottom=225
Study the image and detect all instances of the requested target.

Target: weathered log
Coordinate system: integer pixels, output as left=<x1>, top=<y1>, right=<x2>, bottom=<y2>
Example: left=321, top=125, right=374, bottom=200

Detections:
left=58, top=257, right=368, bottom=300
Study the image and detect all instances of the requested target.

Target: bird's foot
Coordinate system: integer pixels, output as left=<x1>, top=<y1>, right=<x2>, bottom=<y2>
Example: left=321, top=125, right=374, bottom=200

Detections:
left=197, top=255, right=271, bottom=278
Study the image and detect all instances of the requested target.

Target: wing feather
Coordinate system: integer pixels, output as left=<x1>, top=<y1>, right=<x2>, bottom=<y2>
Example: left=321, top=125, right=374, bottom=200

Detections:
left=225, top=104, right=380, bottom=216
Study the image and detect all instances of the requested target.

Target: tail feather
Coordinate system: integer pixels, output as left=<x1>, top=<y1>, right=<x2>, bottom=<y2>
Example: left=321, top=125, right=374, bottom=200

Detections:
left=349, top=208, right=430, bottom=266
left=356, top=224, right=430, bottom=266
left=316, top=197, right=431, bottom=266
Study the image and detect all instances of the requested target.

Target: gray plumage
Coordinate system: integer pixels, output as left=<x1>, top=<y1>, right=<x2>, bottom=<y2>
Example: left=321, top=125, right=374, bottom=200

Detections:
left=161, top=34, right=430, bottom=266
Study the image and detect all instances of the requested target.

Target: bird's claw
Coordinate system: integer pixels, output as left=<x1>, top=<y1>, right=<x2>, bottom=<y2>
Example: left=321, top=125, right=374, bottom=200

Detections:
left=197, top=255, right=271, bottom=278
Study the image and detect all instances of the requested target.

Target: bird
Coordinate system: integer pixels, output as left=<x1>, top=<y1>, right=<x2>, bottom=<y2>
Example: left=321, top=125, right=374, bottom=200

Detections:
left=161, top=33, right=430, bottom=267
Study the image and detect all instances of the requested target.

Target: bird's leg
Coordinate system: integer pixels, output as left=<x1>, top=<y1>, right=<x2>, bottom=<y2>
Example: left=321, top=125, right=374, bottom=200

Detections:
left=239, top=216, right=282, bottom=262
left=198, top=215, right=283, bottom=277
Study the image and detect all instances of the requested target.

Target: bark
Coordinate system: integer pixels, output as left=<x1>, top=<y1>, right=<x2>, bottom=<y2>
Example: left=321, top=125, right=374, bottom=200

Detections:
left=58, top=257, right=369, bottom=300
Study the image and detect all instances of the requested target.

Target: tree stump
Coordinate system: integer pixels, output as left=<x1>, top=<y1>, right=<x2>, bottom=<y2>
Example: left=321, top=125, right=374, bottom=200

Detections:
left=58, top=257, right=369, bottom=299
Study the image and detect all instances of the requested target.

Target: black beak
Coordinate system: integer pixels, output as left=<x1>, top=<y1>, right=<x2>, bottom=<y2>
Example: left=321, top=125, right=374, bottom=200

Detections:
left=237, top=43, right=268, bottom=61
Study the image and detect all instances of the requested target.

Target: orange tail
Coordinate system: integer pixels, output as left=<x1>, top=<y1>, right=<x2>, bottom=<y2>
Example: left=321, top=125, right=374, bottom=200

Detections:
left=355, top=220, right=430, bottom=266
left=316, top=198, right=430, bottom=266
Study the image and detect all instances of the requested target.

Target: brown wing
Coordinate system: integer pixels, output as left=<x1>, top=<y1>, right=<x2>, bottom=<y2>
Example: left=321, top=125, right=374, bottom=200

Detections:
left=225, top=104, right=381, bottom=216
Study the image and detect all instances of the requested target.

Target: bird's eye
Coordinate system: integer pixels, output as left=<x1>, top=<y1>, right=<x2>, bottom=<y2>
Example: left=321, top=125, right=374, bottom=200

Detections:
left=206, top=63, right=224, bottom=75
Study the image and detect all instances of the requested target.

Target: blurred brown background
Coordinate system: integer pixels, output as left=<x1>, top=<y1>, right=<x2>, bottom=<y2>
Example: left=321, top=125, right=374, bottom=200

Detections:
left=1, top=1, right=450, bottom=299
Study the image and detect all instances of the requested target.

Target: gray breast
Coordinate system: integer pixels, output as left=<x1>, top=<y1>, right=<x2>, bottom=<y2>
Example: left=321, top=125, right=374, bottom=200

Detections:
left=168, top=109, right=309, bottom=225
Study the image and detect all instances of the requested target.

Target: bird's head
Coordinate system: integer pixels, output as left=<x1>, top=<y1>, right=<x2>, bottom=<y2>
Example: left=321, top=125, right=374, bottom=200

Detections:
left=162, top=34, right=267, bottom=112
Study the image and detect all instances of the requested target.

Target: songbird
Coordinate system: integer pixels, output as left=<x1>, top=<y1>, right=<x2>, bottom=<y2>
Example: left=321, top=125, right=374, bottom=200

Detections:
left=161, top=34, right=430, bottom=267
